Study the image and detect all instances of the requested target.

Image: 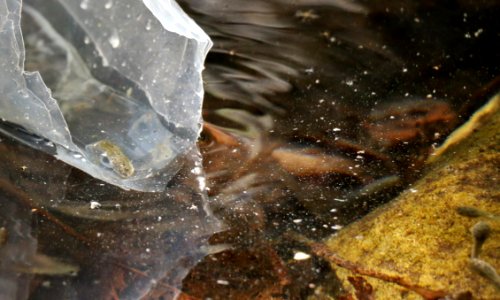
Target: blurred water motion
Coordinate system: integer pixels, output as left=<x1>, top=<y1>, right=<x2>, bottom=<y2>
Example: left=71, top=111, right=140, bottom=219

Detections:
left=183, top=0, right=499, bottom=298
left=1, top=0, right=499, bottom=299
left=188, top=0, right=498, bottom=231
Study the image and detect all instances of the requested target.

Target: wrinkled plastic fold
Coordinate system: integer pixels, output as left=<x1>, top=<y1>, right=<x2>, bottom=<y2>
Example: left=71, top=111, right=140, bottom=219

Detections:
left=0, top=0, right=212, bottom=191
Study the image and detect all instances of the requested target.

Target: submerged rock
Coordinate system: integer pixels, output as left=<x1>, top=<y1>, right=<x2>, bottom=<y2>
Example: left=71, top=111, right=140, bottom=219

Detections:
left=317, top=94, right=499, bottom=299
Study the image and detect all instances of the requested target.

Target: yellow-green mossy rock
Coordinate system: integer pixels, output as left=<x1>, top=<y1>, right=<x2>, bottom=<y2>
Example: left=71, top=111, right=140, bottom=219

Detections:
left=323, top=94, right=500, bottom=299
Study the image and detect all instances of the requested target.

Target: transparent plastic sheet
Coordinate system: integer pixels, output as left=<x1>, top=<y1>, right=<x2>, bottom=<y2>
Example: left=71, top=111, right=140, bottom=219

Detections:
left=0, top=0, right=212, bottom=191
left=0, top=136, right=221, bottom=299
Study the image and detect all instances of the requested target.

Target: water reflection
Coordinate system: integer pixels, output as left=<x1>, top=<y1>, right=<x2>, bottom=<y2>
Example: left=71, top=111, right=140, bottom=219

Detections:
left=1, top=0, right=499, bottom=299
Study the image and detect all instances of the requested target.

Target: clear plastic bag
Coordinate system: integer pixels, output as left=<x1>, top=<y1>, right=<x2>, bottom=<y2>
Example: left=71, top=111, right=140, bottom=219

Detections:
left=0, top=0, right=212, bottom=191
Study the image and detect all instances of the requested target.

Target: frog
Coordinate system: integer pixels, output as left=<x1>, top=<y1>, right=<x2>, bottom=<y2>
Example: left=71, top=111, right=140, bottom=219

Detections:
left=85, top=139, right=135, bottom=178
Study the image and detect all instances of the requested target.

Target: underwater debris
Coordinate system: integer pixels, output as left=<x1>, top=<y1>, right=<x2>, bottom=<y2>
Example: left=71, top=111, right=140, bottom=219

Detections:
left=0, top=227, right=6, bottom=247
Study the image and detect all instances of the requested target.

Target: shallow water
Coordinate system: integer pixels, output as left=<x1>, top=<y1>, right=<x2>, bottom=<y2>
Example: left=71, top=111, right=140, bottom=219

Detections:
left=0, top=0, right=499, bottom=299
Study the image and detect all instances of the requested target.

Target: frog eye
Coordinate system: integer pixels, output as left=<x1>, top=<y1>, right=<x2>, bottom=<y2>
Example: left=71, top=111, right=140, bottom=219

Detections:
left=99, top=153, right=113, bottom=169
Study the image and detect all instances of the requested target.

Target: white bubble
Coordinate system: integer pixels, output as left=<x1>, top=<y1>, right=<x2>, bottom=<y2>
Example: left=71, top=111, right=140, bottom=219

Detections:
left=293, top=252, right=311, bottom=260
left=90, top=201, right=101, bottom=209
left=80, top=0, right=88, bottom=10
left=108, top=32, right=120, bottom=48
left=104, top=1, right=113, bottom=9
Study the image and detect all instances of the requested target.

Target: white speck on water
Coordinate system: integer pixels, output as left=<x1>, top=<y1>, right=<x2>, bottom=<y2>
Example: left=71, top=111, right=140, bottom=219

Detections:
left=191, top=166, right=202, bottom=175
left=293, top=251, right=311, bottom=260
left=90, top=201, right=101, bottom=209
left=216, top=279, right=229, bottom=285
left=197, top=176, right=206, bottom=190
left=345, top=79, right=354, bottom=86
left=304, top=67, right=314, bottom=74
left=331, top=225, right=343, bottom=230
left=474, top=28, right=483, bottom=37
left=104, top=1, right=113, bottom=9
left=83, top=36, right=90, bottom=44
left=293, top=219, right=303, bottom=224
left=126, top=87, right=133, bottom=96
left=109, top=32, right=120, bottom=48
left=145, top=19, right=152, bottom=31
left=80, top=0, right=88, bottom=10
left=410, top=188, right=418, bottom=193
left=333, top=128, right=341, bottom=132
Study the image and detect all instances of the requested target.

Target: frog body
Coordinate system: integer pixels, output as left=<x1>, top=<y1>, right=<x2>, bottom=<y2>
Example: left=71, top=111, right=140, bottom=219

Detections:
left=86, top=140, right=135, bottom=178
